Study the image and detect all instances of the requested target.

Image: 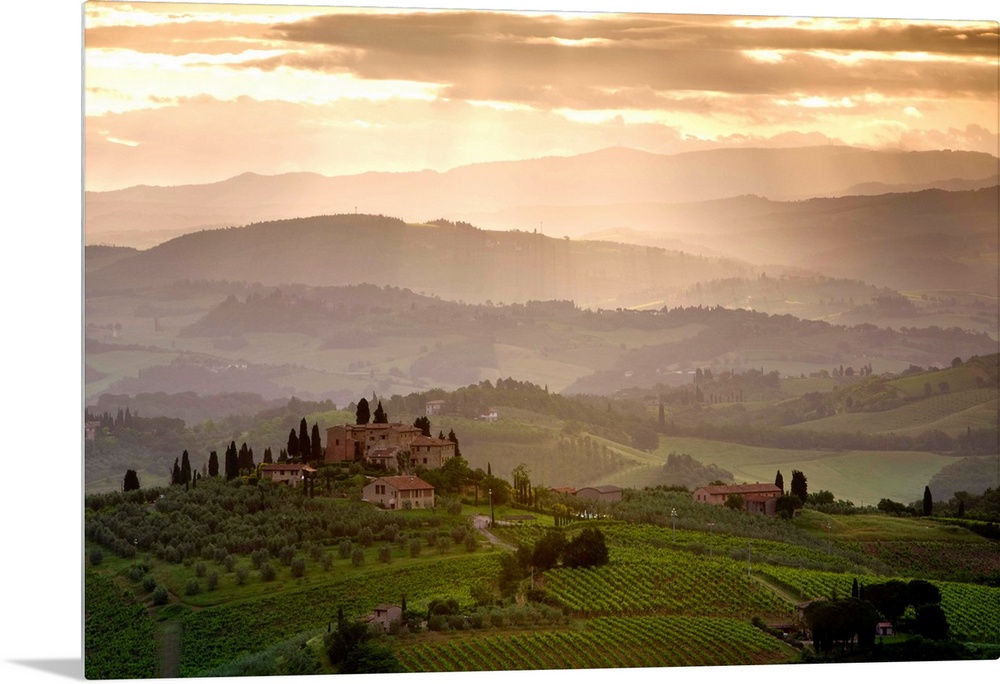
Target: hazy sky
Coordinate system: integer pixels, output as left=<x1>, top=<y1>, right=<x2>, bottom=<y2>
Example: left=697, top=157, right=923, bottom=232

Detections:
left=84, top=1, right=999, bottom=191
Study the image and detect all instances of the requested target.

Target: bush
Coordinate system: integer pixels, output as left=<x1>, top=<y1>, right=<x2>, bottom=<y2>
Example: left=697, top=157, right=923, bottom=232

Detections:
left=260, top=562, right=277, bottom=581
left=338, top=539, right=353, bottom=559
left=357, top=526, right=374, bottom=547
left=377, top=545, right=392, bottom=564
left=235, top=566, right=249, bottom=586
left=427, top=615, right=448, bottom=631
left=464, top=531, right=478, bottom=552
left=152, top=585, right=169, bottom=606
left=409, top=539, right=422, bottom=558
left=321, top=552, right=333, bottom=571
left=290, top=557, right=306, bottom=578
left=207, top=570, right=220, bottom=591
left=89, top=549, right=104, bottom=566
left=195, top=562, right=207, bottom=578
left=223, top=554, right=236, bottom=572
left=279, top=546, right=295, bottom=566
left=142, top=575, right=157, bottom=592
left=351, top=547, right=365, bottom=567
left=185, top=579, right=201, bottom=596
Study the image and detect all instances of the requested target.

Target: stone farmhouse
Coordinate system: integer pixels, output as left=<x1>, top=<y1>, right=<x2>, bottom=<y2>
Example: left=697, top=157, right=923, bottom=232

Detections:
left=365, top=604, right=403, bottom=632
left=363, top=475, right=436, bottom=510
left=261, top=463, right=316, bottom=487
left=325, top=422, right=457, bottom=472
left=692, top=483, right=782, bottom=516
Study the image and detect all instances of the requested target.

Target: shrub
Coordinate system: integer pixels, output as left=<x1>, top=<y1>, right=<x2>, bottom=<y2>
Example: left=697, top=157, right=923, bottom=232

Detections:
left=142, top=575, right=157, bottom=592
left=251, top=548, right=270, bottom=569
left=260, top=562, right=277, bottom=581
left=451, top=526, right=467, bottom=543
left=185, top=579, right=201, bottom=596
left=89, top=548, right=104, bottom=566
left=152, top=586, right=169, bottom=606
left=427, top=615, right=448, bottom=631
left=321, top=552, right=333, bottom=571
left=235, top=566, right=249, bottom=586
left=279, top=546, right=295, bottom=566
left=207, top=571, right=219, bottom=591
left=409, top=539, right=422, bottom=558
left=223, top=554, right=236, bottom=572
left=351, top=547, right=365, bottom=567
left=128, top=564, right=146, bottom=582
left=338, top=539, right=353, bottom=559
left=195, top=562, right=207, bottom=578
left=377, top=545, right=392, bottom=564
left=436, top=536, right=451, bottom=554
left=446, top=499, right=463, bottom=516
left=290, top=557, right=306, bottom=578
left=357, top=526, right=374, bottom=547
left=464, top=531, right=478, bottom=552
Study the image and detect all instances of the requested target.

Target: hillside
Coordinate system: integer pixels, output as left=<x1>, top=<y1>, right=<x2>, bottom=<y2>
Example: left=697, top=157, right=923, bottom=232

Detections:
left=84, top=280, right=999, bottom=405
left=84, top=145, right=999, bottom=245
left=85, top=215, right=756, bottom=308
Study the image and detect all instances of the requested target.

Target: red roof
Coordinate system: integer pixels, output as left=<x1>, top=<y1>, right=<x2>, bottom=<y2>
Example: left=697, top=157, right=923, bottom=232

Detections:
left=409, top=435, right=454, bottom=447
left=262, top=463, right=316, bottom=472
left=374, top=475, right=434, bottom=491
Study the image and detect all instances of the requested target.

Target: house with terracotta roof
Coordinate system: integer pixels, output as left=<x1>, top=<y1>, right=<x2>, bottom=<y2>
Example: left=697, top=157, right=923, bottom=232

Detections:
left=409, top=435, right=456, bottom=468
left=363, top=475, right=436, bottom=509
left=365, top=604, right=403, bottom=632
left=325, top=422, right=424, bottom=464
left=261, top=463, right=316, bottom=487
left=692, top=483, right=781, bottom=515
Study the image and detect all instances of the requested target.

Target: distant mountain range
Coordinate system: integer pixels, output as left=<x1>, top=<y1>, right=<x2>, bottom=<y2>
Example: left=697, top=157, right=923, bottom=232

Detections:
left=85, top=184, right=999, bottom=303
left=85, top=145, right=999, bottom=247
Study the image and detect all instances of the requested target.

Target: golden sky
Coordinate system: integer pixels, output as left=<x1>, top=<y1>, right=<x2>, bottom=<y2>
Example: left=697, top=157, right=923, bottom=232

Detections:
left=84, top=1, right=999, bottom=190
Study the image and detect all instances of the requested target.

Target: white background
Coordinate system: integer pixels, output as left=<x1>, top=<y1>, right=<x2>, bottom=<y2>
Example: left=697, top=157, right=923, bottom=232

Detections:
left=2, top=1, right=996, bottom=683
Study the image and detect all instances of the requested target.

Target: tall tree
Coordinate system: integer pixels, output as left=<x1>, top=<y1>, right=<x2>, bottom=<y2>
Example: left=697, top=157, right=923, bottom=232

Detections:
left=225, top=441, right=239, bottom=480
left=123, top=469, right=140, bottom=491
left=372, top=401, right=388, bottom=424
left=262, top=447, right=273, bottom=464
left=413, top=416, right=431, bottom=437
left=922, top=485, right=933, bottom=516
left=311, top=423, right=323, bottom=461
left=208, top=450, right=219, bottom=477
left=180, top=450, right=192, bottom=485
left=774, top=470, right=784, bottom=493
left=299, top=418, right=311, bottom=461
left=447, top=428, right=461, bottom=456
left=356, top=398, right=371, bottom=425
left=287, top=428, right=300, bottom=461
left=790, top=470, right=808, bottom=504
left=171, top=458, right=181, bottom=485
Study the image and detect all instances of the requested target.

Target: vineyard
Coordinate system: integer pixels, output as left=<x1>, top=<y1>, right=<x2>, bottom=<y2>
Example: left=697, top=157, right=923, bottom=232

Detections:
left=395, top=616, right=797, bottom=671
left=755, top=566, right=1000, bottom=643
left=84, top=570, right=157, bottom=680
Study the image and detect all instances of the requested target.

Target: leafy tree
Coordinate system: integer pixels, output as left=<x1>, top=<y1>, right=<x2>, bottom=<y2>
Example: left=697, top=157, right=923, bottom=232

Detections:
left=913, top=603, right=949, bottom=640
left=724, top=494, right=745, bottom=510
left=123, top=469, right=140, bottom=491
left=790, top=469, right=807, bottom=504
left=208, top=450, right=219, bottom=477
left=372, top=401, right=388, bottom=424
left=865, top=580, right=909, bottom=626
left=340, top=643, right=403, bottom=674
left=562, top=527, right=609, bottom=569
left=922, top=485, right=933, bottom=516
left=907, top=579, right=941, bottom=608
left=531, top=529, right=565, bottom=571
left=413, top=416, right=431, bottom=437
left=356, top=398, right=371, bottom=426
left=324, top=616, right=371, bottom=666
left=774, top=493, right=802, bottom=519
left=774, top=470, right=784, bottom=493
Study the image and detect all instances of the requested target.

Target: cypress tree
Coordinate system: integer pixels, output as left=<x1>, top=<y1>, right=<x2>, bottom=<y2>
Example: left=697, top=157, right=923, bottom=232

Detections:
left=373, top=401, right=388, bottom=424
left=208, top=450, right=219, bottom=477
left=123, top=469, right=140, bottom=491
left=775, top=470, right=784, bottom=493
left=299, top=418, right=311, bottom=461
left=288, top=428, right=300, bottom=461
left=356, top=398, right=370, bottom=425
left=181, top=450, right=192, bottom=485
left=923, top=486, right=933, bottom=516
left=311, top=423, right=323, bottom=460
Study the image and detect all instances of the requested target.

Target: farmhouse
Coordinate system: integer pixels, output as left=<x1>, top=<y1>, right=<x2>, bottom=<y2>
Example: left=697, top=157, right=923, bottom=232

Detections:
left=425, top=399, right=446, bottom=415
left=260, top=463, right=316, bottom=487
left=575, top=485, right=623, bottom=503
left=325, top=422, right=424, bottom=464
left=365, top=604, right=403, bottom=632
left=692, top=483, right=781, bottom=516
left=363, top=475, right=436, bottom=509
left=409, top=435, right=456, bottom=468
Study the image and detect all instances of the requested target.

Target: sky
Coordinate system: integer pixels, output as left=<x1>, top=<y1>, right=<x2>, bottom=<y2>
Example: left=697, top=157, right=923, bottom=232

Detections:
left=83, top=0, right=1000, bottom=191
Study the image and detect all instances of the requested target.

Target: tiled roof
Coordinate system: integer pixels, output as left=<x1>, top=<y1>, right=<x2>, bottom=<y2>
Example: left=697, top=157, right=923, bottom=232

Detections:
left=261, top=463, right=316, bottom=472
left=374, top=475, right=434, bottom=490
left=697, top=483, right=781, bottom=495
left=410, top=435, right=454, bottom=446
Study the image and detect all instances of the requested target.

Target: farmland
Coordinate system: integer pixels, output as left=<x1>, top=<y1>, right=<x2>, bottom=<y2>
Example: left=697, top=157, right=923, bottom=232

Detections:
left=84, top=478, right=1000, bottom=678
